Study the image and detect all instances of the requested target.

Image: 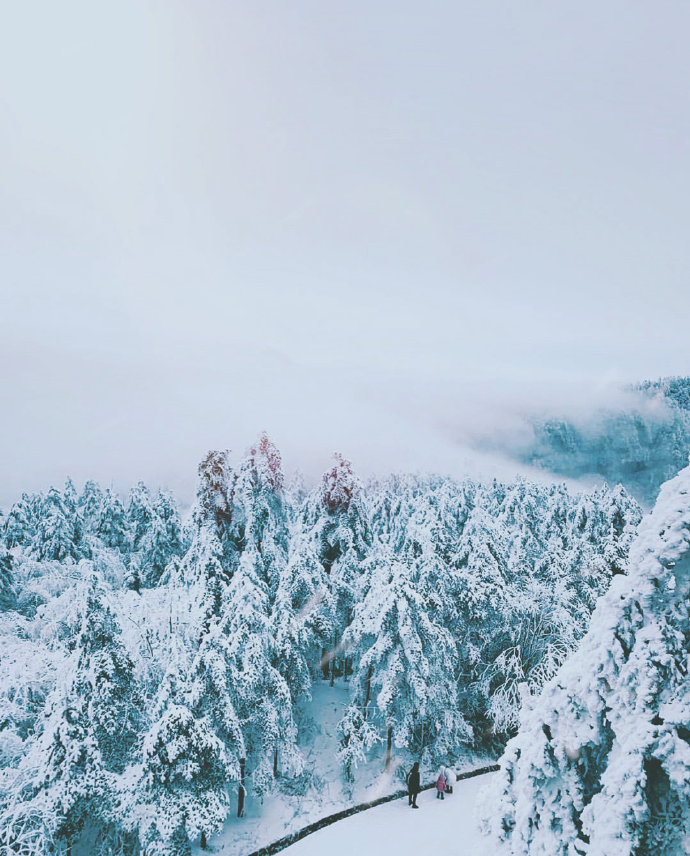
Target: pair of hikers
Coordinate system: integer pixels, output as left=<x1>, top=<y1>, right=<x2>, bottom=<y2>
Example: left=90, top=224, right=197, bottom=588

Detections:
left=406, top=762, right=455, bottom=806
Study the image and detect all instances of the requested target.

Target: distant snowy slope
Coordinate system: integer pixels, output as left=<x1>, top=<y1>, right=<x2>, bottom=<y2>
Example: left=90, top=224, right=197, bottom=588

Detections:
left=488, top=378, right=690, bottom=505
left=279, top=773, right=494, bottom=856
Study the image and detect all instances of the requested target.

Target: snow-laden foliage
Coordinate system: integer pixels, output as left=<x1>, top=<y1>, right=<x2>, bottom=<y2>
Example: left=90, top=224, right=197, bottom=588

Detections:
left=0, top=437, right=646, bottom=854
left=128, top=650, right=232, bottom=856
left=344, top=547, right=471, bottom=763
left=0, top=551, right=16, bottom=612
left=481, top=464, right=690, bottom=856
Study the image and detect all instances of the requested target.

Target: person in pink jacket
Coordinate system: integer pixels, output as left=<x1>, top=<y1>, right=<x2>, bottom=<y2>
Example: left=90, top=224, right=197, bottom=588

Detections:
left=435, top=769, right=447, bottom=800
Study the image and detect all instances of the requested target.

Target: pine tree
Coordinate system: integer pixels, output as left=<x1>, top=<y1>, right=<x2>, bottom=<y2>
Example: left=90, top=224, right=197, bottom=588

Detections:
left=195, top=450, right=234, bottom=538
left=137, top=512, right=169, bottom=587
left=137, top=492, right=184, bottom=588
left=132, top=653, right=232, bottom=856
left=155, top=489, right=185, bottom=554
left=32, top=487, right=82, bottom=561
left=451, top=506, right=510, bottom=653
left=343, top=547, right=470, bottom=767
left=337, top=703, right=380, bottom=784
left=232, top=432, right=288, bottom=597
left=220, top=546, right=302, bottom=796
left=29, top=685, right=112, bottom=853
left=3, top=493, right=37, bottom=548
left=73, top=578, right=144, bottom=773
left=312, top=452, right=371, bottom=683
left=181, top=440, right=303, bottom=802
left=176, top=520, right=230, bottom=633
left=127, top=481, right=155, bottom=552
left=79, top=480, right=104, bottom=533
left=97, top=488, right=128, bottom=550
left=16, top=579, right=138, bottom=853
left=0, top=551, right=16, bottom=611
left=271, top=522, right=331, bottom=707
left=482, top=464, right=690, bottom=856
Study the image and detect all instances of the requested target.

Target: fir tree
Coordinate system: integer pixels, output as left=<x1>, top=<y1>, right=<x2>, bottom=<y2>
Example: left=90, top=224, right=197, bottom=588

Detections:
left=313, top=452, right=371, bottom=683
left=29, top=686, right=113, bottom=853
left=132, top=654, right=232, bottom=856
left=232, top=432, right=288, bottom=597
left=3, top=493, right=36, bottom=548
left=195, top=449, right=234, bottom=538
left=344, top=547, right=470, bottom=767
left=220, top=546, right=302, bottom=796
left=127, top=481, right=155, bottom=552
left=271, top=522, right=331, bottom=706
left=79, top=480, right=104, bottom=533
left=16, top=579, right=138, bottom=853
left=32, top=487, right=82, bottom=561
left=98, top=488, right=128, bottom=550
left=0, top=551, right=16, bottom=611
left=72, top=578, right=144, bottom=772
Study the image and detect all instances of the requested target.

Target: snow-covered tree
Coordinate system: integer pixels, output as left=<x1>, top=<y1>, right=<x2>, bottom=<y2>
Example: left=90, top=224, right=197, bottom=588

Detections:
left=135, top=491, right=184, bottom=588
left=17, top=687, right=113, bottom=854
left=4, top=577, right=143, bottom=853
left=79, top=480, right=104, bottom=533
left=5, top=579, right=138, bottom=853
left=219, top=546, right=302, bottom=796
left=31, top=487, right=84, bottom=562
left=482, top=464, right=690, bottom=856
left=127, top=481, right=155, bottom=552
left=4, top=492, right=37, bottom=548
left=337, top=703, right=380, bottom=785
left=97, top=488, right=128, bottom=550
left=310, top=453, right=371, bottom=683
left=131, top=652, right=232, bottom=856
left=343, top=547, right=470, bottom=768
left=231, top=432, right=289, bottom=597
left=180, top=440, right=303, bottom=803
left=72, top=577, right=144, bottom=773
left=271, top=522, right=331, bottom=705
left=195, top=449, right=234, bottom=538
left=0, top=551, right=16, bottom=611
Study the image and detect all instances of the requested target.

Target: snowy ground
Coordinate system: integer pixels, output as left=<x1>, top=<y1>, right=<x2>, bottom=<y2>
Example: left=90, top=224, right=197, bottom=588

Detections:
left=194, top=679, right=492, bottom=855
left=280, top=773, right=494, bottom=856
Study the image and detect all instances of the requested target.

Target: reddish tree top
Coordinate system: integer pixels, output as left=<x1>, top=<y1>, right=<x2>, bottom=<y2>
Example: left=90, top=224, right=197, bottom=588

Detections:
left=248, top=431, right=284, bottom=492
left=321, top=452, right=356, bottom=514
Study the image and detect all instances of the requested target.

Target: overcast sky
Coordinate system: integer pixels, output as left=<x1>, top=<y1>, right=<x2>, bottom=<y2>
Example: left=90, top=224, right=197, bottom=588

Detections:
left=2, top=1, right=690, bottom=503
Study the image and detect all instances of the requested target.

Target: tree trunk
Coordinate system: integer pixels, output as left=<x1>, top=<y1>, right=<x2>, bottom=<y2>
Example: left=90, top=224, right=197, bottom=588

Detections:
left=200, top=830, right=207, bottom=850
left=274, top=747, right=279, bottom=778
left=385, top=726, right=393, bottom=771
left=329, top=631, right=337, bottom=687
left=363, top=664, right=373, bottom=720
left=237, top=757, right=246, bottom=818
left=321, top=647, right=330, bottom=680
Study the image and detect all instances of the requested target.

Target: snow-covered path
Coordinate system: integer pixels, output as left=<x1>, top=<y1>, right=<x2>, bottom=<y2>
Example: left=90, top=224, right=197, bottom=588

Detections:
left=279, top=774, right=493, bottom=856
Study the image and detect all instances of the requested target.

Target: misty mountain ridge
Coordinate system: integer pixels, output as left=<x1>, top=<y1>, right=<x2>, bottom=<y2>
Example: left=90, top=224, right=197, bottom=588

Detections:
left=473, top=376, right=690, bottom=506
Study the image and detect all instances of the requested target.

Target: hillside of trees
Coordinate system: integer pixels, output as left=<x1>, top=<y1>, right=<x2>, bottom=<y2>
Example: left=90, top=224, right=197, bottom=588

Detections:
left=513, top=377, right=690, bottom=506
left=0, top=435, right=643, bottom=855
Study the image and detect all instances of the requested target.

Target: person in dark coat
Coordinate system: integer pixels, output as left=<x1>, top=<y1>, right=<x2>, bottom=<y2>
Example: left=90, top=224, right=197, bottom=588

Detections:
left=406, top=761, right=421, bottom=808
